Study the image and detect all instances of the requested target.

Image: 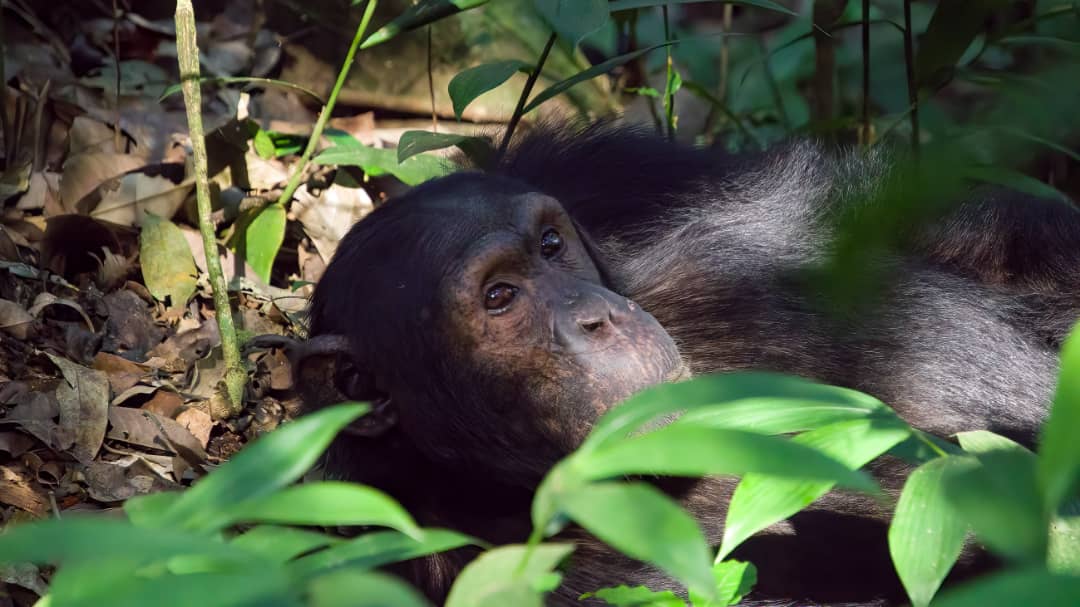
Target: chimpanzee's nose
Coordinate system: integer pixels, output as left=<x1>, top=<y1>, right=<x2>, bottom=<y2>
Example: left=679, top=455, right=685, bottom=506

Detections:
left=554, top=287, right=625, bottom=348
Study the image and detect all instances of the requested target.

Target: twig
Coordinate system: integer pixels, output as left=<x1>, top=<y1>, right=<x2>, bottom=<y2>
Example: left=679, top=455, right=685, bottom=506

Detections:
left=662, top=4, right=676, bottom=140
left=497, top=32, right=557, bottom=160
left=175, top=0, right=246, bottom=415
left=428, top=25, right=437, bottom=133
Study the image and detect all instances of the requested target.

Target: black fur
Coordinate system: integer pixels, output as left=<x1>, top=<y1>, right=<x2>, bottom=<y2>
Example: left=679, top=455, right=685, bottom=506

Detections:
left=307, top=123, right=1079, bottom=606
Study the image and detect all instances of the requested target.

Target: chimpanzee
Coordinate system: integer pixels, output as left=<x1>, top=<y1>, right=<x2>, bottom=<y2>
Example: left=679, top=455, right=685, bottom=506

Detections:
left=298, top=122, right=1080, bottom=606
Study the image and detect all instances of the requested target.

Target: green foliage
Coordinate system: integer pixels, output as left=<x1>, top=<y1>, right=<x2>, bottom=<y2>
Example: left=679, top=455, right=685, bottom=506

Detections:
left=360, top=0, right=491, bottom=50
left=236, top=202, right=287, bottom=283
left=314, top=129, right=453, bottom=185
left=448, top=60, right=532, bottom=119
left=532, top=0, right=609, bottom=47
left=444, top=544, right=573, bottom=607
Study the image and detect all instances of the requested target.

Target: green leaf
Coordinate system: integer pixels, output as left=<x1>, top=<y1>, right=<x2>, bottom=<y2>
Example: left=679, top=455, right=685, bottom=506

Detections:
left=240, top=203, right=287, bottom=283
left=931, top=569, right=1080, bottom=607
left=254, top=129, right=276, bottom=159
left=609, top=0, right=796, bottom=17
left=396, top=131, right=493, bottom=166
left=944, top=450, right=1048, bottom=563
left=1039, top=323, right=1080, bottom=511
left=308, top=569, right=431, bottom=607
left=718, top=418, right=909, bottom=560
left=314, top=130, right=452, bottom=185
left=558, top=482, right=715, bottom=598
left=0, top=517, right=250, bottom=567
left=676, top=398, right=887, bottom=435
left=361, top=0, right=491, bottom=50
left=580, top=585, right=685, bottom=606
left=124, top=491, right=182, bottom=528
left=218, top=481, right=421, bottom=539
left=152, top=403, right=369, bottom=532
left=524, top=41, right=676, bottom=114
left=445, top=544, right=574, bottom=607
left=448, top=60, right=532, bottom=120
left=139, top=213, right=198, bottom=310
left=230, top=525, right=341, bottom=563
left=577, top=424, right=877, bottom=493
left=1050, top=506, right=1080, bottom=574
left=915, top=0, right=1011, bottom=89
left=532, top=0, right=609, bottom=47
left=581, top=372, right=883, bottom=455
left=956, top=430, right=1034, bottom=456
left=889, top=457, right=972, bottom=607
left=964, top=166, right=1072, bottom=202
left=290, top=528, right=477, bottom=578
left=690, top=560, right=757, bottom=606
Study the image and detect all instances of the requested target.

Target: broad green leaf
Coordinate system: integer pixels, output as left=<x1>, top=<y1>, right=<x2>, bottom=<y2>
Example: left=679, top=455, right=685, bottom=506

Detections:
left=139, top=213, right=197, bottom=310
left=676, top=399, right=887, bottom=435
left=254, top=129, right=276, bottom=159
left=944, top=450, right=1048, bottom=563
left=361, top=0, right=490, bottom=50
left=314, top=130, right=452, bottom=185
left=218, top=482, right=421, bottom=539
left=240, top=203, right=287, bottom=283
left=524, top=41, right=676, bottom=113
left=230, top=525, right=341, bottom=563
left=964, top=166, right=1072, bottom=202
left=581, top=372, right=883, bottom=456
left=1050, top=506, right=1080, bottom=574
left=1039, top=323, right=1080, bottom=511
left=609, top=0, right=796, bottom=17
left=889, top=457, right=972, bottom=607
left=718, top=418, right=909, bottom=560
left=396, top=131, right=493, bottom=166
left=0, top=517, right=250, bottom=566
left=532, top=0, right=609, bottom=47
left=445, top=544, right=574, bottom=607
left=49, top=560, right=297, bottom=607
left=690, top=560, right=757, bottom=606
left=448, top=60, right=532, bottom=120
left=931, top=569, right=1080, bottom=607
left=290, top=528, right=477, bottom=579
left=124, top=491, right=182, bottom=528
left=153, top=403, right=369, bottom=532
left=915, top=0, right=1011, bottom=88
left=308, top=569, right=431, bottom=607
left=559, top=482, right=715, bottom=598
left=956, top=430, right=1033, bottom=456
left=577, top=424, right=877, bottom=493
left=579, top=585, right=685, bottom=607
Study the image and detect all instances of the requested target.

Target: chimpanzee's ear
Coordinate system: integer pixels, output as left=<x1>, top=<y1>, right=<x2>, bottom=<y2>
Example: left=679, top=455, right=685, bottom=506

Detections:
left=572, top=219, right=616, bottom=288
left=246, top=334, right=398, bottom=438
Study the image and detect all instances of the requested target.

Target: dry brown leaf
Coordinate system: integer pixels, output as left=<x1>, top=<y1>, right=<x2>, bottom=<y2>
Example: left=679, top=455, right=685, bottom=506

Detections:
left=175, top=407, right=213, bottom=448
left=140, top=389, right=184, bottom=418
left=111, top=384, right=159, bottom=407
left=0, top=226, right=23, bottom=261
left=92, top=246, right=134, bottom=290
left=68, top=116, right=121, bottom=156
left=106, top=406, right=207, bottom=462
left=146, top=320, right=220, bottom=374
left=292, top=178, right=373, bottom=263
left=0, top=432, right=35, bottom=458
left=92, top=351, right=148, bottom=394
left=0, top=298, right=33, bottom=340
left=29, top=292, right=95, bottom=332
left=90, top=171, right=194, bottom=226
left=47, top=352, right=109, bottom=463
left=81, top=457, right=179, bottom=502
left=58, top=152, right=145, bottom=214
left=0, top=465, right=47, bottom=515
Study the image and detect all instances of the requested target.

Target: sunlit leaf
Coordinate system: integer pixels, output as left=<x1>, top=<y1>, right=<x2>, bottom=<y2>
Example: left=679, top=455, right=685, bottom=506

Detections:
left=718, top=418, right=909, bottom=560
left=931, top=569, right=1080, bottom=607
left=579, top=585, right=685, bottom=607
left=289, top=528, right=477, bottom=578
left=396, top=130, right=493, bottom=166
left=217, top=482, right=422, bottom=539
left=315, top=129, right=452, bottom=185
left=889, top=457, right=972, bottom=607
left=448, top=60, right=531, bottom=120
left=560, top=482, right=714, bottom=598
left=1039, top=323, right=1080, bottom=511
left=308, top=569, right=431, bottom=607
left=445, top=544, right=574, bottom=607
left=239, top=202, right=287, bottom=283
left=230, top=525, right=341, bottom=563
left=152, top=403, right=369, bottom=532
left=956, top=430, right=1033, bottom=456
left=690, top=560, right=757, bottom=606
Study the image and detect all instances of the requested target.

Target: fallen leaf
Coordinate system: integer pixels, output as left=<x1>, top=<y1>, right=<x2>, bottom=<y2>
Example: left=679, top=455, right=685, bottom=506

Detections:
left=90, top=171, right=194, bottom=227
left=0, top=432, right=35, bottom=458
left=58, top=152, right=145, bottom=213
left=92, top=351, right=149, bottom=394
left=28, top=292, right=95, bottom=332
left=102, top=289, right=164, bottom=361
left=106, top=406, right=208, bottom=462
left=68, top=115, right=121, bottom=155
left=292, top=177, right=373, bottom=263
left=47, top=353, right=110, bottom=463
left=0, top=299, right=33, bottom=340
left=0, top=465, right=47, bottom=515
left=176, top=407, right=213, bottom=448
left=81, top=457, right=180, bottom=502
left=140, top=389, right=185, bottom=418
left=139, top=213, right=198, bottom=311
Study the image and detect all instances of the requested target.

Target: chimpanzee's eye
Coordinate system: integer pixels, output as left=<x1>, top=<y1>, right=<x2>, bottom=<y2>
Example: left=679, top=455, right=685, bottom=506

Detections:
left=484, top=283, right=518, bottom=312
left=540, top=228, right=564, bottom=258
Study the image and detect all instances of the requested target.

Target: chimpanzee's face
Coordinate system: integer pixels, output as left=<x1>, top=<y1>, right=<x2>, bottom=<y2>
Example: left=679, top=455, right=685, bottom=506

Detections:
left=311, top=173, right=685, bottom=479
